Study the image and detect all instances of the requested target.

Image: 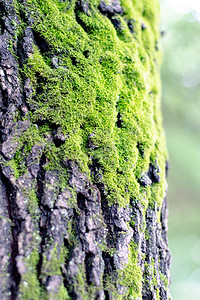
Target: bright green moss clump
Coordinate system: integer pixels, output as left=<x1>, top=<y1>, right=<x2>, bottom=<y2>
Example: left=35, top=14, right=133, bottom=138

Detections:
left=119, top=241, right=143, bottom=299
left=19, top=251, right=43, bottom=299
left=17, top=0, right=167, bottom=209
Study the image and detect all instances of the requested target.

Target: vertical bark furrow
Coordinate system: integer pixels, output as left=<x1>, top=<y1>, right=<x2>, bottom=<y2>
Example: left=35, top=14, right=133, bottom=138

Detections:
left=0, top=2, right=23, bottom=297
left=0, top=171, right=13, bottom=299
left=64, top=161, right=106, bottom=299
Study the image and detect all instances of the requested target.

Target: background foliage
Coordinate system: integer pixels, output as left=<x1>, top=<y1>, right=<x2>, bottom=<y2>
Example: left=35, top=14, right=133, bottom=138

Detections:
left=161, top=0, right=200, bottom=299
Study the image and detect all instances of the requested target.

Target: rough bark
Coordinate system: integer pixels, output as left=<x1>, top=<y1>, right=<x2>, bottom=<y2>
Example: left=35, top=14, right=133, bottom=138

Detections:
left=0, top=0, right=171, bottom=299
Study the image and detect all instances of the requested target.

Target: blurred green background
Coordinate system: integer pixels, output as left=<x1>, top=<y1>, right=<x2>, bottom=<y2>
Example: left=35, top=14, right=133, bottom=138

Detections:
left=160, top=0, right=200, bottom=299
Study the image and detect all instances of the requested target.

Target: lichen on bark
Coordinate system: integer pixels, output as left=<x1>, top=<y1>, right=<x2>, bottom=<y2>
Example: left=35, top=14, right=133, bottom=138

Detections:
left=0, top=0, right=171, bottom=299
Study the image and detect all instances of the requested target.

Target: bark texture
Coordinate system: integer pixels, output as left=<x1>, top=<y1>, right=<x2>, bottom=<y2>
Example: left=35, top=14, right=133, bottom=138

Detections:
left=0, top=0, right=171, bottom=299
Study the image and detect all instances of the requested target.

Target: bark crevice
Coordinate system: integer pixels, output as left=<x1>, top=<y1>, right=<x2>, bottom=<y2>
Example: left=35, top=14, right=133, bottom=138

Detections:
left=0, top=170, right=21, bottom=299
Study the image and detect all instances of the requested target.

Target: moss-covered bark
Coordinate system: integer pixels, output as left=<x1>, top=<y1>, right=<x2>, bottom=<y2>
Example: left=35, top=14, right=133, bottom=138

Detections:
left=0, top=0, right=171, bottom=299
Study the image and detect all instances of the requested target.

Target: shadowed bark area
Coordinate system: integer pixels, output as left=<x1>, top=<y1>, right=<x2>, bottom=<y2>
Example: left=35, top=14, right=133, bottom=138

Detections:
left=0, top=0, right=171, bottom=299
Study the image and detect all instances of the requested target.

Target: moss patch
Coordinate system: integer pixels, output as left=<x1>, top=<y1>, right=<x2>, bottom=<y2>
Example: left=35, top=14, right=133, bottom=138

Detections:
left=118, top=241, right=143, bottom=299
left=19, top=251, right=45, bottom=300
left=15, top=0, right=167, bottom=209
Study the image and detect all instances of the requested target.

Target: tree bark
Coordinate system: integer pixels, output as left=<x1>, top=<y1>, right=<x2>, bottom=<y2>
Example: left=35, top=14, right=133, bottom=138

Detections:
left=0, top=0, right=171, bottom=299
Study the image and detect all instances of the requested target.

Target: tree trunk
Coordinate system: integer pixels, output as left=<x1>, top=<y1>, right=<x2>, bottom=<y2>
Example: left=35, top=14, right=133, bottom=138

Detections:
left=0, top=0, right=171, bottom=299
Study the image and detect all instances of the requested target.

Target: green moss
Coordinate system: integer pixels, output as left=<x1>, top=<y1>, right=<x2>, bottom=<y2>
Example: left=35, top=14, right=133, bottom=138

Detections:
left=70, top=262, right=104, bottom=300
left=104, top=278, right=124, bottom=300
left=18, top=0, right=166, bottom=209
left=2, top=158, right=20, bottom=179
left=142, top=258, right=169, bottom=299
left=118, top=241, right=143, bottom=299
left=41, top=244, right=68, bottom=277
left=101, top=241, right=143, bottom=299
left=2, top=124, right=43, bottom=179
left=19, top=251, right=45, bottom=300
left=19, top=245, right=70, bottom=299
left=74, top=264, right=89, bottom=299
left=26, top=188, right=40, bottom=216
left=28, top=245, right=70, bottom=299
left=160, top=271, right=170, bottom=291
left=49, top=284, right=70, bottom=300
